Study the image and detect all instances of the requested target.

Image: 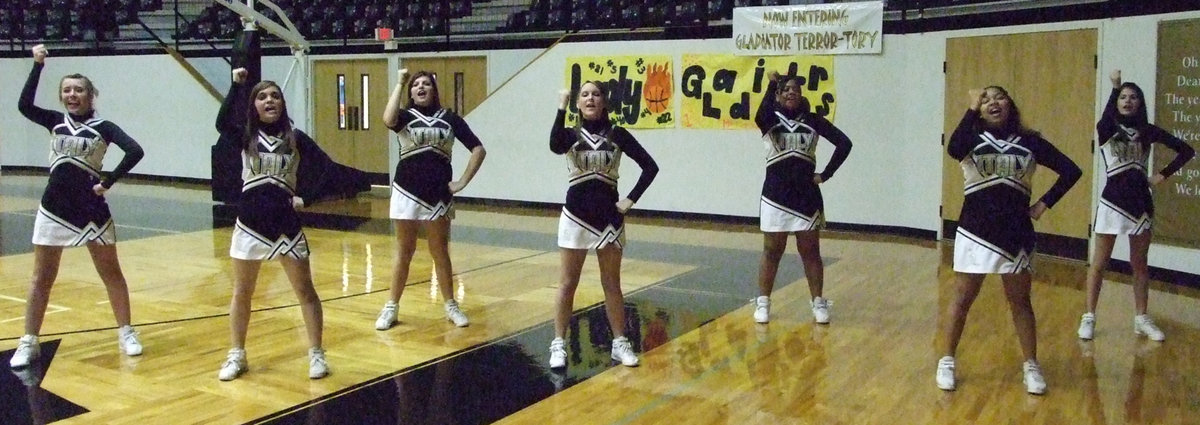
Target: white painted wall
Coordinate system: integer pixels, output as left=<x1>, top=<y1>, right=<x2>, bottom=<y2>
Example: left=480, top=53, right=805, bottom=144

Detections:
left=2, top=11, right=1198, bottom=276
left=0, top=54, right=220, bottom=179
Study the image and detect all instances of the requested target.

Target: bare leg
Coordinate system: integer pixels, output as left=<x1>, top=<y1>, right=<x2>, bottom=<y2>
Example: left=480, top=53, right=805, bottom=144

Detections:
left=794, top=230, right=824, bottom=299
left=1128, top=232, right=1153, bottom=315
left=597, top=245, right=626, bottom=338
left=389, top=220, right=420, bottom=304
left=23, top=245, right=64, bottom=335
left=426, top=218, right=455, bottom=301
left=756, top=232, right=788, bottom=297
left=87, top=244, right=132, bottom=326
left=941, top=273, right=985, bottom=357
left=554, top=249, right=587, bottom=338
left=229, top=258, right=263, bottom=349
left=1085, top=234, right=1116, bottom=313
left=279, top=256, right=323, bottom=348
left=1001, top=272, right=1038, bottom=361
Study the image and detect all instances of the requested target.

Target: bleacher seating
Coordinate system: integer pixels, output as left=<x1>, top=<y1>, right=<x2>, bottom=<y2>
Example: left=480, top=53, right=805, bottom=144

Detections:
left=0, top=0, right=1153, bottom=44
left=708, top=0, right=733, bottom=20
left=0, top=0, right=164, bottom=42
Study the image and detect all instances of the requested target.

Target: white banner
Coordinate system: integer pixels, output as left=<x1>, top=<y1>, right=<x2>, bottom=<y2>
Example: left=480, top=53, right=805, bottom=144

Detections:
left=733, top=1, right=883, bottom=55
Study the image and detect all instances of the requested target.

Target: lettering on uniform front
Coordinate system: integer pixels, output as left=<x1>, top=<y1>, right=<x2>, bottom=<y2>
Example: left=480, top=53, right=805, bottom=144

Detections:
left=408, top=126, right=453, bottom=148
left=570, top=149, right=617, bottom=174
left=52, top=135, right=98, bottom=157
left=1107, top=139, right=1145, bottom=164
left=252, top=152, right=296, bottom=177
left=974, top=153, right=1031, bottom=179
left=773, top=130, right=815, bottom=154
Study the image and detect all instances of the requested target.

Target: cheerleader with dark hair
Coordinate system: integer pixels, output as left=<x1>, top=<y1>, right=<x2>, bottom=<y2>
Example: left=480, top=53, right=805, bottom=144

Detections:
left=213, top=68, right=329, bottom=381
left=937, top=86, right=1082, bottom=394
left=1077, top=70, right=1194, bottom=342
left=751, top=71, right=852, bottom=325
left=374, top=68, right=487, bottom=330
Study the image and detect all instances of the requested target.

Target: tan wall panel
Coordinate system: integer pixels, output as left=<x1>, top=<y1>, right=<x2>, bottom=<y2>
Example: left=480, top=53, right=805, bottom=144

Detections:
left=312, top=59, right=390, bottom=174
left=312, top=60, right=353, bottom=166
left=357, top=59, right=391, bottom=174
left=442, top=56, right=488, bottom=115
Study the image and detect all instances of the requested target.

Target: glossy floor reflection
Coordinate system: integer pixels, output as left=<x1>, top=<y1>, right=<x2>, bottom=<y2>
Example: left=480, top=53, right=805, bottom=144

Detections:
left=262, top=238, right=791, bottom=424
left=0, top=340, right=89, bottom=425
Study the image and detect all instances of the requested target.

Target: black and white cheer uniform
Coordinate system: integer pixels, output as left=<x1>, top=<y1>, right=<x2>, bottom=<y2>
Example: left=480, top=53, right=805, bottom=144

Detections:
left=948, top=110, right=1082, bottom=273
left=387, top=105, right=482, bottom=220
left=18, top=62, right=144, bottom=246
left=216, top=82, right=325, bottom=260
left=549, top=110, right=659, bottom=250
left=1093, top=88, right=1194, bottom=235
left=753, top=80, right=852, bottom=232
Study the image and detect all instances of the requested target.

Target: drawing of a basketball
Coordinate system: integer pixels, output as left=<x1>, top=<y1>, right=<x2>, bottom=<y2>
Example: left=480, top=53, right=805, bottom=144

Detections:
left=644, top=63, right=672, bottom=114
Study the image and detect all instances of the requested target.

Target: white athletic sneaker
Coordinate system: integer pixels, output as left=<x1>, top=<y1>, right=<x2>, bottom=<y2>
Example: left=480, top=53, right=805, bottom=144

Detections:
left=548, top=337, right=566, bottom=369
left=1134, top=314, right=1165, bottom=341
left=753, top=296, right=770, bottom=324
left=811, top=297, right=831, bottom=324
left=308, top=347, right=329, bottom=379
left=610, top=336, right=639, bottom=367
left=118, top=325, right=143, bottom=356
left=936, top=356, right=956, bottom=391
left=1077, top=312, right=1095, bottom=340
left=218, top=348, right=247, bottom=381
left=445, top=300, right=469, bottom=327
left=375, top=301, right=398, bottom=330
left=1022, top=360, right=1046, bottom=395
left=9, top=335, right=40, bottom=368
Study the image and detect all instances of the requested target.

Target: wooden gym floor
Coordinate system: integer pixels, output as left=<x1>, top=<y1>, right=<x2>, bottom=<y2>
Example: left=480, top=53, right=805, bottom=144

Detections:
left=1, top=173, right=1198, bottom=424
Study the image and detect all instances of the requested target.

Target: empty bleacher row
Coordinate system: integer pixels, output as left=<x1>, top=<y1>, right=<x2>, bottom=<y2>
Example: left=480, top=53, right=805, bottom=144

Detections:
left=0, top=0, right=1114, bottom=45
left=0, top=0, right=495, bottom=43
left=178, top=0, right=478, bottom=41
left=0, top=0, right=162, bottom=41
left=505, top=0, right=732, bottom=32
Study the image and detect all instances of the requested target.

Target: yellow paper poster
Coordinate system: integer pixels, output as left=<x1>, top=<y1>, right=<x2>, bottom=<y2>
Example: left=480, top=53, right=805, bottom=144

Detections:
left=679, top=54, right=835, bottom=129
left=564, top=55, right=674, bottom=129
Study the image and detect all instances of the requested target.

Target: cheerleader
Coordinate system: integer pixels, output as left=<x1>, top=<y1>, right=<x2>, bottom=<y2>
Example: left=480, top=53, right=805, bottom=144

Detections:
left=1078, top=70, right=1194, bottom=342
left=10, top=44, right=145, bottom=368
left=374, top=69, right=486, bottom=330
left=214, top=68, right=328, bottom=381
left=937, top=86, right=1082, bottom=394
left=751, top=71, right=852, bottom=325
left=546, top=82, right=659, bottom=369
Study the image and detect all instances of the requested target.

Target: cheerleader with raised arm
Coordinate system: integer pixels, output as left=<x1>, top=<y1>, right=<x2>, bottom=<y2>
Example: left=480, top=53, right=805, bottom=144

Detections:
left=10, top=44, right=146, bottom=369
left=373, top=69, right=487, bottom=330
left=546, top=82, right=659, bottom=369
left=1077, top=70, right=1194, bottom=342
